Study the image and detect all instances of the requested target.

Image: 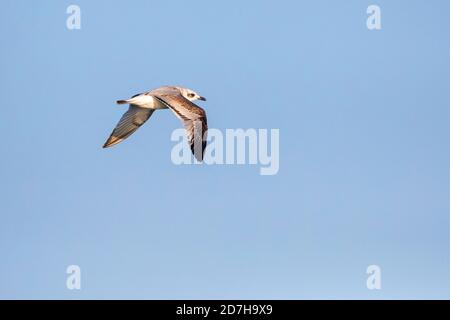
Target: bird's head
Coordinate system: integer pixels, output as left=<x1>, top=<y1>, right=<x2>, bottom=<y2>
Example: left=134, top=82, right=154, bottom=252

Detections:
left=178, top=87, right=206, bottom=102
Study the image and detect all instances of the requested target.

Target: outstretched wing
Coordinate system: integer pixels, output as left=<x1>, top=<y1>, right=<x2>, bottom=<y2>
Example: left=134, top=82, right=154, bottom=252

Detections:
left=153, top=94, right=208, bottom=161
left=103, top=105, right=154, bottom=148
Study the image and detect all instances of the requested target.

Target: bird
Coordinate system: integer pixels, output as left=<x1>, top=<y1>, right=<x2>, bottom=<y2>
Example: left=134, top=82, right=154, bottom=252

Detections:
left=103, top=86, right=208, bottom=161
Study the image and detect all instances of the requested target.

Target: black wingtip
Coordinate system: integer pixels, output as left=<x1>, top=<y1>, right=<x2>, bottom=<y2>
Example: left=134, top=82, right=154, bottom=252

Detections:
left=103, top=140, right=114, bottom=148
left=192, top=144, right=206, bottom=162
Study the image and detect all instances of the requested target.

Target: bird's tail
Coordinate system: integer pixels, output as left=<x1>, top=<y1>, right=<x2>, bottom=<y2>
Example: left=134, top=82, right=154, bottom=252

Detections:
left=116, top=100, right=129, bottom=105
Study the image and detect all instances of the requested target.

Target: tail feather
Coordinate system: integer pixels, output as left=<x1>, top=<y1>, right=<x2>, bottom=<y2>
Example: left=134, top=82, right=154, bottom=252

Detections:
left=116, top=100, right=128, bottom=105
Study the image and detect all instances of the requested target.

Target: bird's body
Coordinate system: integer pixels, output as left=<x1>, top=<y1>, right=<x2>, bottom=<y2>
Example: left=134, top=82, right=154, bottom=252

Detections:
left=103, top=86, right=208, bottom=161
left=117, top=93, right=167, bottom=109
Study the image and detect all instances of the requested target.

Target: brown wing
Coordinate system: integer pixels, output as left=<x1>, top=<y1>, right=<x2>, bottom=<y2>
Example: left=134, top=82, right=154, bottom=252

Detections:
left=103, top=105, right=154, bottom=148
left=154, top=94, right=208, bottom=161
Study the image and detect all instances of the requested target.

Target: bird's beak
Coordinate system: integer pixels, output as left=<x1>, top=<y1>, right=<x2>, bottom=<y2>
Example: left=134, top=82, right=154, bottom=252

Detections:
left=199, top=96, right=207, bottom=101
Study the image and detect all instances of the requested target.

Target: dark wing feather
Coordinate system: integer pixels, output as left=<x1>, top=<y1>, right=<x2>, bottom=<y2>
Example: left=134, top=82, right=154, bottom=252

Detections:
left=103, top=105, right=154, bottom=148
left=154, top=95, right=208, bottom=161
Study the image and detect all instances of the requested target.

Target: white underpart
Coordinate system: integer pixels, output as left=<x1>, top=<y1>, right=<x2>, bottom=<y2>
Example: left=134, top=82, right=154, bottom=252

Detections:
left=126, top=95, right=168, bottom=110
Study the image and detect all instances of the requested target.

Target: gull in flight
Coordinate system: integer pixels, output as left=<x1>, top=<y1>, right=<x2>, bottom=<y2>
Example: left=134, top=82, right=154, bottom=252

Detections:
left=103, top=86, right=208, bottom=161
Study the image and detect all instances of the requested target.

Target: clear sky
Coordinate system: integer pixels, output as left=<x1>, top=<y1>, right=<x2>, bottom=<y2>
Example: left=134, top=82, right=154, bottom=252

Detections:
left=1, top=0, right=449, bottom=299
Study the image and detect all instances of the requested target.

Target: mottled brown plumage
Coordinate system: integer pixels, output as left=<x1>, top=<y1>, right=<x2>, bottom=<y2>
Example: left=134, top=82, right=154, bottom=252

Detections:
left=103, top=86, right=208, bottom=161
left=155, top=94, right=208, bottom=161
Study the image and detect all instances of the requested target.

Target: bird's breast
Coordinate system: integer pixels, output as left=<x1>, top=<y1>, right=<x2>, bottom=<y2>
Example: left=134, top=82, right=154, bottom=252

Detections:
left=127, top=95, right=167, bottom=110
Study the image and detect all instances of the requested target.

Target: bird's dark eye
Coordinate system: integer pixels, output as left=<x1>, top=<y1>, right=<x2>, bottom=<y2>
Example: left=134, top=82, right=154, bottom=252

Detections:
left=187, top=93, right=195, bottom=98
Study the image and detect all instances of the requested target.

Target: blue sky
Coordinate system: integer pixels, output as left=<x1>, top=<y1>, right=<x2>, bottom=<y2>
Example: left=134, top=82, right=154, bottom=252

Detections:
left=1, top=0, right=449, bottom=299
